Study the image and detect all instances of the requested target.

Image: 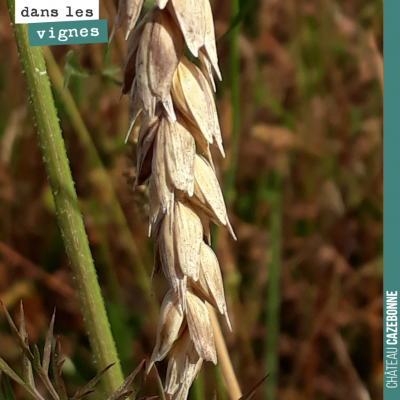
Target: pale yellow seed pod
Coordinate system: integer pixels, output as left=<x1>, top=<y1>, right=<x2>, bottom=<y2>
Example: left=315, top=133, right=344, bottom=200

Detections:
left=202, top=0, right=222, bottom=81
left=122, top=12, right=147, bottom=95
left=190, top=242, right=232, bottom=331
left=170, top=357, right=203, bottom=400
left=148, top=11, right=184, bottom=109
left=186, top=291, right=217, bottom=364
left=127, top=78, right=142, bottom=130
left=163, top=117, right=196, bottom=196
left=199, top=50, right=216, bottom=92
left=126, top=0, right=146, bottom=38
left=191, top=155, right=236, bottom=239
left=200, top=62, right=224, bottom=154
left=165, top=329, right=203, bottom=396
left=112, top=0, right=145, bottom=42
left=171, top=57, right=225, bottom=157
left=149, top=290, right=186, bottom=370
left=156, top=213, right=189, bottom=313
left=196, top=207, right=211, bottom=245
left=135, top=115, right=160, bottom=186
left=156, top=213, right=179, bottom=293
left=174, top=202, right=203, bottom=282
left=152, top=121, right=174, bottom=214
left=168, top=0, right=205, bottom=57
left=126, top=8, right=184, bottom=120
left=136, top=21, right=156, bottom=117
left=175, top=111, right=215, bottom=170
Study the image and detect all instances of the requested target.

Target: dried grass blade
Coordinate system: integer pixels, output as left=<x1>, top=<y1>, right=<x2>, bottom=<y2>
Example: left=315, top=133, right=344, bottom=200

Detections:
left=238, top=375, right=269, bottom=400
left=72, top=363, right=115, bottom=400
left=19, top=303, right=35, bottom=389
left=33, top=345, right=42, bottom=372
left=0, top=372, right=17, bottom=400
left=0, top=359, right=35, bottom=397
left=153, top=364, right=166, bottom=400
left=52, top=337, right=67, bottom=400
left=107, top=359, right=145, bottom=400
left=43, top=308, right=56, bottom=374
left=0, top=301, right=33, bottom=361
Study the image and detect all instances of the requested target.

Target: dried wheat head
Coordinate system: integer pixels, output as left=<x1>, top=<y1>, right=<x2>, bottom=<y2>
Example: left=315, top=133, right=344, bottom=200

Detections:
left=115, top=1, right=236, bottom=398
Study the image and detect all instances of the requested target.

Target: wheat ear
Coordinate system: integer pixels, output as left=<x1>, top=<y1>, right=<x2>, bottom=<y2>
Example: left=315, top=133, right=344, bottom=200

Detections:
left=115, top=1, right=236, bottom=398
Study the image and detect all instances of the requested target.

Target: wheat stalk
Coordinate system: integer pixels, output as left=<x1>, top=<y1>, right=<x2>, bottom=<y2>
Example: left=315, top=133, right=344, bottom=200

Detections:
left=115, top=1, right=236, bottom=398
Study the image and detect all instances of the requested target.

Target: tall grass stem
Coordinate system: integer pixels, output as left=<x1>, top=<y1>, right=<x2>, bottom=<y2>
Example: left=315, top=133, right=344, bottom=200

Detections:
left=265, top=172, right=282, bottom=400
left=6, top=0, right=124, bottom=395
left=224, top=0, right=241, bottom=207
left=207, top=304, right=242, bottom=400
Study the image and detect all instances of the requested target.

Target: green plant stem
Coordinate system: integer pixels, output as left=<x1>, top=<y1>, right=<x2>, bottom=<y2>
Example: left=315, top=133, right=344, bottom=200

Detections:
left=265, top=172, right=282, bottom=400
left=224, top=0, right=241, bottom=207
left=6, top=0, right=123, bottom=396
left=215, top=365, right=229, bottom=400
left=190, top=370, right=204, bottom=400
left=218, top=2, right=242, bottom=396
left=42, top=47, right=157, bottom=323
left=207, top=304, right=241, bottom=400
left=218, top=0, right=242, bottom=328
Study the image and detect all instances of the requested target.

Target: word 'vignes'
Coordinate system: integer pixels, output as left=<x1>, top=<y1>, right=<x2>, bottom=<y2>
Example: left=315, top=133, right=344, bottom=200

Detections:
left=36, top=27, right=99, bottom=41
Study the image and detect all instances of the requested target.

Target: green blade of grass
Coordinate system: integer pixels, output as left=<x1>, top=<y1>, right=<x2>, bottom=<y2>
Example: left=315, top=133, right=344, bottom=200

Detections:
left=224, top=0, right=241, bottom=207
left=0, top=372, right=17, bottom=400
left=264, top=171, right=282, bottom=400
left=0, top=359, right=42, bottom=400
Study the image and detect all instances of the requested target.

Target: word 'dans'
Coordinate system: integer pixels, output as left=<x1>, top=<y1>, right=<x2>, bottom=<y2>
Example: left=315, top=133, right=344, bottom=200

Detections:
left=15, top=0, right=99, bottom=23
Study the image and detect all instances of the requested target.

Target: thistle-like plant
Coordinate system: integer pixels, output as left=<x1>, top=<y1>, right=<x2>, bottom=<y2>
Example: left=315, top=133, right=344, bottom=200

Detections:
left=0, top=303, right=147, bottom=400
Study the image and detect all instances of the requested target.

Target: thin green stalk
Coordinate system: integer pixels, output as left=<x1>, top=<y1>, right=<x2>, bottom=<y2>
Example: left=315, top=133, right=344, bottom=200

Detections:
left=217, top=2, right=242, bottom=396
left=7, top=0, right=123, bottom=396
left=218, top=0, right=242, bottom=320
left=42, top=47, right=158, bottom=323
left=224, top=0, right=241, bottom=207
left=190, top=370, right=204, bottom=400
left=88, top=202, right=133, bottom=367
left=264, top=172, right=282, bottom=400
left=207, top=304, right=241, bottom=400
left=215, top=366, right=229, bottom=400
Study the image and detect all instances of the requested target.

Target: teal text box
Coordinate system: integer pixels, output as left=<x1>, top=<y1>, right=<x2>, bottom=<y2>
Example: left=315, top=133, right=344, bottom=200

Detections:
left=28, top=19, right=108, bottom=46
left=384, top=1, right=400, bottom=399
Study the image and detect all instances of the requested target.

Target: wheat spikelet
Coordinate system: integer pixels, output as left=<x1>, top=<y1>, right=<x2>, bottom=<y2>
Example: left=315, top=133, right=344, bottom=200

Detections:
left=115, top=1, right=236, bottom=398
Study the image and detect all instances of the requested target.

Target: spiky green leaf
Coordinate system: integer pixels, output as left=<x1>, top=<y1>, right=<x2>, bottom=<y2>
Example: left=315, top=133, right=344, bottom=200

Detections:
left=43, top=309, right=56, bottom=374
left=238, top=375, right=269, bottom=400
left=0, top=372, right=17, bottom=400
left=71, top=363, right=115, bottom=400
left=107, top=360, right=145, bottom=400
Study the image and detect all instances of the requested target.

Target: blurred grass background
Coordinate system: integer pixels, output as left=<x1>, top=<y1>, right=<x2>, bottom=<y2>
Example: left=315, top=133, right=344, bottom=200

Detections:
left=0, top=0, right=383, bottom=399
